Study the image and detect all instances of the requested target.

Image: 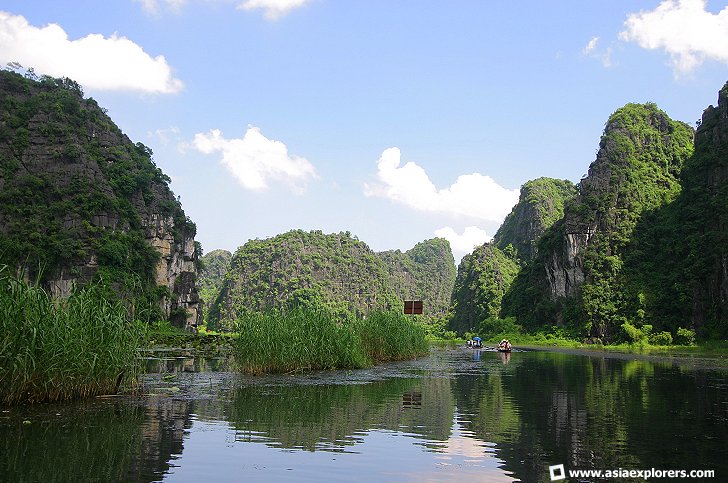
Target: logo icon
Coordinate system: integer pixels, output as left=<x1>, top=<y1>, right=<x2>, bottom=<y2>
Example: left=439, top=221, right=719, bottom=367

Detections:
left=549, top=464, right=566, bottom=481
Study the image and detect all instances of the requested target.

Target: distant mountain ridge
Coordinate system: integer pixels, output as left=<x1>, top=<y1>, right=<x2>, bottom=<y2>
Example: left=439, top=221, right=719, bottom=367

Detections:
left=207, top=231, right=455, bottom=330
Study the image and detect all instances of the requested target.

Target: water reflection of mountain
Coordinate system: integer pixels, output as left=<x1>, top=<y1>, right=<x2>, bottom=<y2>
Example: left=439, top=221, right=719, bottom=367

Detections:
left=453, top=351, right=728, bottom=482
left=2, top=350, right=726, bottom=482
left=222, top=376, right=455, bottom=451
left=0, top=397, right=195, bottom=482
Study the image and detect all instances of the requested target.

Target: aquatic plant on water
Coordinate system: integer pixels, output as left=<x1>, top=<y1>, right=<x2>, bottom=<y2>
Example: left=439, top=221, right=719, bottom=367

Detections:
left=0, top=267, right=146, bottom=404
left=233, top=307, right=428, bottom=374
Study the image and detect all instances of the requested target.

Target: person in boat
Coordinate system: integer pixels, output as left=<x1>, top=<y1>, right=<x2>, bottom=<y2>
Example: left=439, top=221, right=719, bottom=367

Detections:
left=498, top=339, right=512, bottom=351
left=472, top=337, right=482, bottom=348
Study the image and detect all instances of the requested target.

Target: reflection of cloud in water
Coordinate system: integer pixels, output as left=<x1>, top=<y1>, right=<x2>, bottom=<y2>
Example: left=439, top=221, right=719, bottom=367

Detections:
left=423, top=413, right=514, bottom=482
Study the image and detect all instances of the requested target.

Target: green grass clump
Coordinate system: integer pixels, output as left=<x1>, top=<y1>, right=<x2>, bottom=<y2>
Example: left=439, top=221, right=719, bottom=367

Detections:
left=0, top=267, right=145, bottom=404
left=234, top=308, right=428, bottom=374
left=355, top=311, right=428, bottom=363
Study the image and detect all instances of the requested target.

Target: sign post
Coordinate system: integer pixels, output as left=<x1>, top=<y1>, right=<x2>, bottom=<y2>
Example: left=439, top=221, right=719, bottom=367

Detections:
left=403, top=300, right=423, bottom=320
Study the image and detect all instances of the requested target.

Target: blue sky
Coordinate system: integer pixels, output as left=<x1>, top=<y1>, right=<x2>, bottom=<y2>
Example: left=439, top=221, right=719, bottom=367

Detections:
left=2, top=0, right=728, bottom=261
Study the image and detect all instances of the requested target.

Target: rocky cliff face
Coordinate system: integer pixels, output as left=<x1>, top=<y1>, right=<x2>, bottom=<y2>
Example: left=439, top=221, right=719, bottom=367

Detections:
left=503, top=102, right=694, bottom=339
left=144, top=214, right=201, bottom=329
left=493, top=177, right=576, bottom=262
left=448, top=178, right=574, bottom=335
left=0, top=70, right=200, bottom=329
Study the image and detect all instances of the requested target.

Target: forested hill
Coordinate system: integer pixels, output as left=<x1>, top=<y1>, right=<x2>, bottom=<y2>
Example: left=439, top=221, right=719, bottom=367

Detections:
left=206, top=231, right=456, bottom=330
left=493, top=178, right=577, bottom=262
left=623, top=82, right=728, bottom=339
left=377, top=237, right=456, bottom=319
left=448, top=178, right=575, bottom=334
left=197, top=249, right=232, bottom=314
left=502, top=102, right=694, bottom=341
left=0, top=70, right=201, bottom=329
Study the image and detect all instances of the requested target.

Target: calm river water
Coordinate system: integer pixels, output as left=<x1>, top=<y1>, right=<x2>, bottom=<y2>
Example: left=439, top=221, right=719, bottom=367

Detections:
left=1, top=346, right=727, bottom=482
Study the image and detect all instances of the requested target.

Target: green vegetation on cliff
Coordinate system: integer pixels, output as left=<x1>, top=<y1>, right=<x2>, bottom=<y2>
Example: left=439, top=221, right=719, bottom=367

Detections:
left=494, top=177, right=577, bottom=261
left=503, top=102, right=696, bottom=342
left=208, top=230, right=401, bottom=330
left=449, top=177, right=576, bottom=335
left=625, top=82, right=728, bottom=339
left=0, top=70, right=198, bottom=326
left=378, top=237, right=456, bottom=319
left=449, top=243, right=520, bottom=334
left=197, top=249, right=232, bottom=318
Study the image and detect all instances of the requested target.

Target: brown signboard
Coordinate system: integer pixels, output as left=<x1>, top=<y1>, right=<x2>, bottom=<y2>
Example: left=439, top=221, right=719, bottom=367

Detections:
left=404, top=300, right=423, bottom=315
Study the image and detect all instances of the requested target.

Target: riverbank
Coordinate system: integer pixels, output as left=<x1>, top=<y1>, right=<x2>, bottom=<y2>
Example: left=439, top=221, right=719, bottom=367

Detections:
left=478, top=333, right=728, bottom=356
left=472, top=336, right=728, bottom=370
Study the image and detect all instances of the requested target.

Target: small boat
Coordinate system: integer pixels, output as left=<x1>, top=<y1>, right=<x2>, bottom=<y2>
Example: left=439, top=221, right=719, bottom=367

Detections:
left=497, top=339, right=512, bottom=352
left=468, top=337, right=483, bottom=349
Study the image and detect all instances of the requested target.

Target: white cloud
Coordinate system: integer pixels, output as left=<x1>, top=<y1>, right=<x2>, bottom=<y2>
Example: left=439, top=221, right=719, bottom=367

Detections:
left=583, top=36, right=600, bottom=55
left=238, top=0, right=310, bottom=20
left=134, top=0, right=187, bottom=15
left=582, top=36, right=614, bottom=67
left=149, top=126, right=181, bottom=146
left=435, top=226, right=491, bottom=258
left=620, top=0, right=728, bottom=74
left=0, top=11, right=183, bottom=94
left=364, top=147, right=519, bottom=222
left=193, top=126, right=317, bottom=192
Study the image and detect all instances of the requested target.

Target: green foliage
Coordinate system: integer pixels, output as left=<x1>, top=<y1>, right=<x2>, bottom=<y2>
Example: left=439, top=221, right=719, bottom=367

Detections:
left=621, top=322, right=646, bottom=343
left=623, top=83, right=728, bottom=338
left=355, top=311, right=429, bottom=362
left=233, top=307, right=427, bottom=374
left=379, top=237, right=456, bottom=319
left=0, top=70, right=195, bottom=326
left=494, top=177, right=577, bottom=261
left=0, top=267, right=145, bottom=404
left=449, top=243, right=520, bottom=335
left=197, top=249, right=232, bottom=323
left=649, top=331, right=673, bottom=346
left=675, top=327, right=696, bottom=346
left=478, top=316, right=522, bottom=338
left=209, top=230, right=407, bottom=329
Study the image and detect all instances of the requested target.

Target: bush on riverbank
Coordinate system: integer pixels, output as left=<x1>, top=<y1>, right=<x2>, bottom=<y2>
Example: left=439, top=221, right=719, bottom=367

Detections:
left=234, top=308, right=428, bottom=374
left=0, top=267, right=145, bottom=404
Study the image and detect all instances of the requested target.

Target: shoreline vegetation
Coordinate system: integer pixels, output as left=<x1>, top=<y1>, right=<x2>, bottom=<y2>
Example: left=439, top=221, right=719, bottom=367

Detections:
left=2, top=266, right=724, bottom=406
left=0, top=267, right=145, bottom=405
left=233, top=308, right=429, bottom=374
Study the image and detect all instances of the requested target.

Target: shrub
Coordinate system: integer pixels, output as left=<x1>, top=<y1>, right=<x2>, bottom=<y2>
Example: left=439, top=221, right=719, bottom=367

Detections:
left=621, top=322, right=646, bottom=343
left=649, top=331, right=673, bottom=346
left=478, top=317, right=522, bottom=338
left=675, top=327, right=696, bottom=345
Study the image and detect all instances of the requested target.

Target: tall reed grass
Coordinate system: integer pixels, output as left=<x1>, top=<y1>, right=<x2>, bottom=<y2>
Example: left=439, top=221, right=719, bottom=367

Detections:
left=234, top=307, right=428, bottom=374
left=354, top=311, right=429, bottom=363
left=0, top=267, right=145, bottom=404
